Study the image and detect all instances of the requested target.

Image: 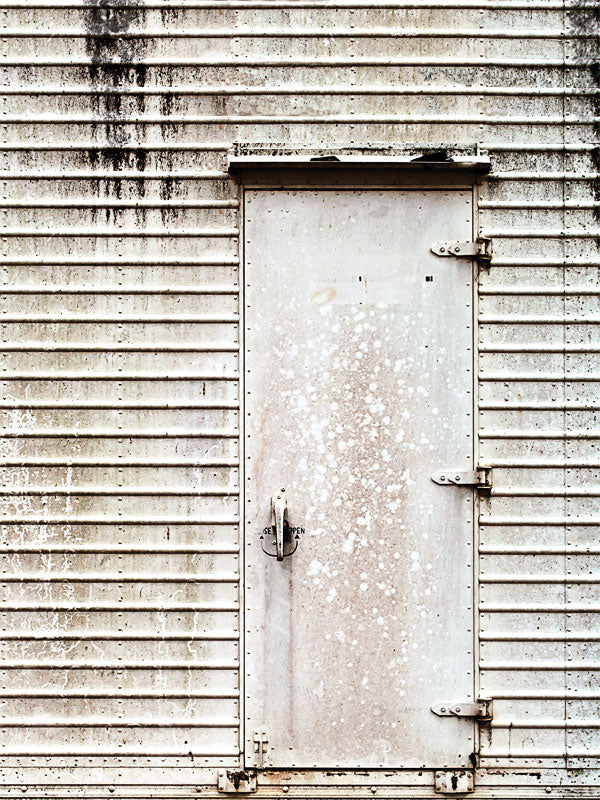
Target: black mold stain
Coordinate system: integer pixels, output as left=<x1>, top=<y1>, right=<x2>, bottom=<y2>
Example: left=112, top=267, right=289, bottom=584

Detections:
left=83, top=0, right=148, bottom=215
left=567, top=3, right=600, bottom=227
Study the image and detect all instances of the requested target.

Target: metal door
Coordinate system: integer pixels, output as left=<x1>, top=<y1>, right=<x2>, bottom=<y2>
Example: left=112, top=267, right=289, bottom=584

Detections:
left=244, top=188, right=476, bottom=769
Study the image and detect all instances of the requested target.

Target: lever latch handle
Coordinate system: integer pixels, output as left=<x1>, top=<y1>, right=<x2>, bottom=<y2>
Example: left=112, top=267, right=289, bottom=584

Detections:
left=271, top=491, right=288, bottom=562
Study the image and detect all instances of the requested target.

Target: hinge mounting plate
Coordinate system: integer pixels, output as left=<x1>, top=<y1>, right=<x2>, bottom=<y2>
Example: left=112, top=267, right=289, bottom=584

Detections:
left=431, top=468, right=492, bottom=489
left=217, top=770, right=257, bottom=794
left=432, top=236, right=492, bottom=265
left=431, top=698, right=493, bottom=722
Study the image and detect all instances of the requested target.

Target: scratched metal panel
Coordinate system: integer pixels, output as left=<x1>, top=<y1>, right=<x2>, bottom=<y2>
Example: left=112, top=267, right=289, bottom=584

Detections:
left=1, top=0, right=598, bottom=791
left=244, top=188, right=475, bottom=769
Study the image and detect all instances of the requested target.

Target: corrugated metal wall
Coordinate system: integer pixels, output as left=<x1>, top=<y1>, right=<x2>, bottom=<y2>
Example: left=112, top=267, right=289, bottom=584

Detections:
left=1, top=0, right=599, bottom=794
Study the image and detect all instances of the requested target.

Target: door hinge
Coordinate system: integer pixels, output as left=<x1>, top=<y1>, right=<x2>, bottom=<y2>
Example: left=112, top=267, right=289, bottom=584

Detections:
left=431, top=698, right=493, bottom=722
left=252, top=729, right=269, bottom=768
left=431, top=236, right=492, bottom=266
left=217, top=770, right=257, bottom=794
left=434, top=771, right=474, bottom=794
left=431, top=468, right=492, bottom=490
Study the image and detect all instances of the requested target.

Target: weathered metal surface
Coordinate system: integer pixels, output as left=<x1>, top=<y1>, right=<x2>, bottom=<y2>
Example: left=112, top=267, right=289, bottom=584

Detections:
left=0, top=0, right=597, bottom=793
left=244, top=188, right=475, bottom=769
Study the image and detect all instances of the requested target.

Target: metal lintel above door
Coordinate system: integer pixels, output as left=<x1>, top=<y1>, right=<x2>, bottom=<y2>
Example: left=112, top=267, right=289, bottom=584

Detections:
left=228, top=153, right=491, bottom=174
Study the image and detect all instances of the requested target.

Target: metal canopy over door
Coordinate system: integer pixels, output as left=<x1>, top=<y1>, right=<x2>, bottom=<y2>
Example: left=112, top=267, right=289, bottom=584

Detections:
left=244, top=188, right=476, bottom=769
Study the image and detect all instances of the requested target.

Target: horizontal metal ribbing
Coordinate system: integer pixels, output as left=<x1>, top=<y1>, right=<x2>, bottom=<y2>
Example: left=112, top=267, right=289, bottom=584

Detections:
left=491, top=721, right=600, bottom=729
left=490, top=692, right=600, bottom=700
left=0, top=603, right=238, bottom=611
left=481, top=633, right=600, bottom=642
left=480, top=662, right=600, bottom=670
left=0, top=487, right=239, bottom=496
left=0, top=114, right=581, bottom=125
left=0, top=545, right=239, bottom=553
left=0, top=28, right=583, bottom=39
left=482, top=751, right=568, bottom=758
left=0, top=344, right=240, bottom=353
left=0, top=318, right=238, bottom=325
left=481, top=517, right=600, bottom=526
left=490, top=172, right=600, bottom=180
left=0, top=229, right=238, bottom=238
left=483, top=460, right=600, bottom=468
left=0, top=142, right=231, bottom=151
left=0, top=573, right=239, bottom=582
left=0, top=748, right=240, bottom=757
left=0, top=371, right=238, bottom=379
left=0, top=401, right=240, bottom=409
left=480, top=575, right=600, bottom=584
left=1, top=141, right=593, bottom=154
left=480, top=604, right=600, bottom=612
left=487, top=259, right=600, bottom=267
left=480, top=200, right=600, bottom=208
left=0, top=459, right=239, bottom=466
left=4, top=85, right=599, bottom=98
left=0, top=259, right=239, bottom=267
left=480, top=288, right=600, bottom=297
left=479, top=403, right=600, bottom=411
left=0, top=57, right=582, bottom=67
left=0, top=516, right=239, bottom=525
left=0, top=429, right=239, bottom=438
left=0, top=718, right=239, bottom=728
left=480, top=546, right=600, bottom=554
left=483, top=144, right=598, bottom=152
left=0, top=286, right=239, bottom=295
left=0, top=1, right=582, bottom=9
left=480, top=345, right=600, bottom=353
left=0, top=631, right=239, bottom=641
left=0, top=199, right=238, bottom=208
left=480, top=431, right=600, bottom=439
left=0, top=690, right=239, bottom=698
left=0, top=660, right=239, bottom=669
left=480, top=373, right=600, bottom=381
left=483, top=229, right=600, bottom=238
left=0, top=171, right=228, bottom=180
left=491, top=489, right=600, bottom=498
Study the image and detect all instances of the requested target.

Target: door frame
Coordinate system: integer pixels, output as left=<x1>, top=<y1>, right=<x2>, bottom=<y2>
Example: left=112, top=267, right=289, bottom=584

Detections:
left=236, top=167, right=484, bottom=775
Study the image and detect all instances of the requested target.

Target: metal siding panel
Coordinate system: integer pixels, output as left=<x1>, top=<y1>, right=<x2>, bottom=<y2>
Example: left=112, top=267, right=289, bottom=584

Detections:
left=2, top=0, right=597, bottom=792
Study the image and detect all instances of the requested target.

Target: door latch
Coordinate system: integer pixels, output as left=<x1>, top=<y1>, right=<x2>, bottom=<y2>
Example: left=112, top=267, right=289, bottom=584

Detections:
left=431, top=699, right=493, bottom=722
left=260, top=490, right=301, bottom=560
left=272, top=491, right=287, bottom=561
left=431, top=468, right=491, bottom=490
left=253, top=729, right=269, bottom=767
left=432, top=237, right=492, bottom=266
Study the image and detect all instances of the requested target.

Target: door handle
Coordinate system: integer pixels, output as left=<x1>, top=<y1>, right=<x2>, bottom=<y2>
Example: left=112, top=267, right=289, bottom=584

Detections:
left=271, top=491, right=287, bottom=562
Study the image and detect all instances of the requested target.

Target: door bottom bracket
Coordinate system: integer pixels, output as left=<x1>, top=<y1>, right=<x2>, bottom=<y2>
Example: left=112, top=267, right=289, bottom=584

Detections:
left=434, top=771, right=474, bottom=794
left=217, top=770, right=257, bottom=794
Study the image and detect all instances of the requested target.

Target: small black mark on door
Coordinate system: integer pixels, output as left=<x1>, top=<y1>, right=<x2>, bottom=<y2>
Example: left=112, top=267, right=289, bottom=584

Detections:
left=425, top=276, right=434, bottom=282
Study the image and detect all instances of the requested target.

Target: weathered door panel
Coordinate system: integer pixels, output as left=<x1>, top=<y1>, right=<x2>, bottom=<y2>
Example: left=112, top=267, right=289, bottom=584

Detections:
left=244, top=189, right=475, bottom=769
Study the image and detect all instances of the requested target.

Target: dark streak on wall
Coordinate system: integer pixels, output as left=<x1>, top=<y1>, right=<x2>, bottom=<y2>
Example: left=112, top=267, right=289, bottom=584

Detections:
left=567, top=2, right=600, bottom=227
left=83, top=0, right=147, bottom=214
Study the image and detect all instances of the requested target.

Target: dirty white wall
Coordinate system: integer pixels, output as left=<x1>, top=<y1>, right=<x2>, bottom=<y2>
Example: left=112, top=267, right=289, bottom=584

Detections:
left=1, top=0, right=599, bottom=795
